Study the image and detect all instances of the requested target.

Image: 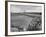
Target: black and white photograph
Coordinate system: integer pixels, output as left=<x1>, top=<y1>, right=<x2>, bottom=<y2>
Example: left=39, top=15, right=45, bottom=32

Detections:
left=11, top=5, right=42, bottom=32
left=5, top=1, right=45, bottom=35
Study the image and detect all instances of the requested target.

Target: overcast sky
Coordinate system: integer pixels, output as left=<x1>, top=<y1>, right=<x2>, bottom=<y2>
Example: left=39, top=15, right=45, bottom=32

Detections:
left=10, top=5, right=42, bottom=13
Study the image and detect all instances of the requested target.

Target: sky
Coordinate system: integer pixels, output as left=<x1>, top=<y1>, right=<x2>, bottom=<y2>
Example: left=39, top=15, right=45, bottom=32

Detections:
left=10, top=5, right=42, bottom=13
